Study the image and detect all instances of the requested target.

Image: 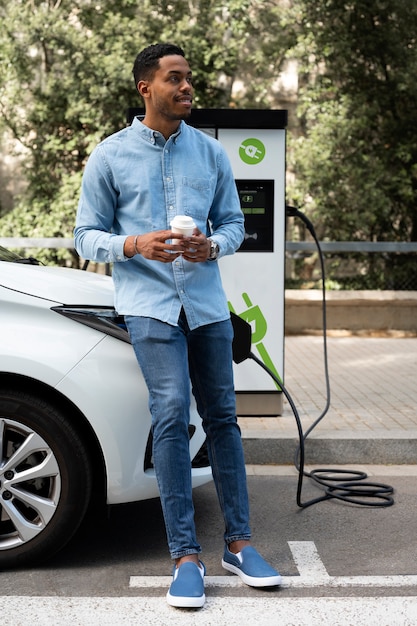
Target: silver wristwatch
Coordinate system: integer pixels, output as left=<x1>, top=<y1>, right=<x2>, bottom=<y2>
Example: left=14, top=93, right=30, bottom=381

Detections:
left=208, top=238, right=220, bottom=261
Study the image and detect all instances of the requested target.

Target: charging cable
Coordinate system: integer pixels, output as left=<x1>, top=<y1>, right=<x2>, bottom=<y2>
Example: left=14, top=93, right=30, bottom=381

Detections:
left=288, top=205, right=393, bottom=507
left=247, top=206, right=394, bottom=508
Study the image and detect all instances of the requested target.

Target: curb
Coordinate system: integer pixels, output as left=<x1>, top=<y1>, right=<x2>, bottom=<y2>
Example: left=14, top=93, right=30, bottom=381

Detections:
left=242, top=437, right=417, bottom=466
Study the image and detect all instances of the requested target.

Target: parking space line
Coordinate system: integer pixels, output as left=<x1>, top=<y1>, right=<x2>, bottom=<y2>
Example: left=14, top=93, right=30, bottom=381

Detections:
left=129, top=540, right=417, bottom=590
left=285, top=541, right=417, bottom=588
left=288, top=540, right=330, bottom=580
left=129, top=575, right=243, bottom=588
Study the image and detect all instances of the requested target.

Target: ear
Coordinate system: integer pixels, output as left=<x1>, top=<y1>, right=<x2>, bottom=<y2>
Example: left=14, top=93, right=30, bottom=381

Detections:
left=137, top=80, right=150, bottom=99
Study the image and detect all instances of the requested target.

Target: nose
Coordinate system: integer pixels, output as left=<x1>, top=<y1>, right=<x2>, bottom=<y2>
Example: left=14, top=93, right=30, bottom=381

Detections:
left=180, top=78, right=192, bottom=92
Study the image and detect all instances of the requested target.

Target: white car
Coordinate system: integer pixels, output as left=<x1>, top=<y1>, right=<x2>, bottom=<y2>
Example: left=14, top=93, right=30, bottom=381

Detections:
left=0, top=246, right=211, bottom=568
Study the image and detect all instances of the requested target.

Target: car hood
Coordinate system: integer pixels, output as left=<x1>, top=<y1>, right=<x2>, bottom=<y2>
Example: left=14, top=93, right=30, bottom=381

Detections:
left=0, top=262, right=114, bottom=305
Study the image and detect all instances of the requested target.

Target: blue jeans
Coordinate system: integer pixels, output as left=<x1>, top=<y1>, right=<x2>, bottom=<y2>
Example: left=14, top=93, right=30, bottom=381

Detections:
left=125, top=311, right=251, bottom=559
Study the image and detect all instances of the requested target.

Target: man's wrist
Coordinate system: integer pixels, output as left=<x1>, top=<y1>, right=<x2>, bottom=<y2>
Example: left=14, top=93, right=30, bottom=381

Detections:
left=207, top=238, right=219, bottom=261
left=124, top=235, right=140, bottom=258
left=133, top=235, right=140, bottom=255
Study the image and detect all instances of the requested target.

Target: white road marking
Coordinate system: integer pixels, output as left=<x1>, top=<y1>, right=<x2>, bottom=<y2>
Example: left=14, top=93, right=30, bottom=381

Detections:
left=288, top=540, right=330, bottom=581
left=129, top=541, right=417, bottom=590
left=129, top=575, right=243, bottom=588
left=2, top=541, right=417, bottom=625
left=1, top=596, right=417, bottom=626
left=286, top=541, right=417, bottom=588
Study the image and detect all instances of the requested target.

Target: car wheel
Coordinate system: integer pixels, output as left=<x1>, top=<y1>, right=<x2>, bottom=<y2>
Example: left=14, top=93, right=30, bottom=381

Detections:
left=0, top=388, right=93, bottom=568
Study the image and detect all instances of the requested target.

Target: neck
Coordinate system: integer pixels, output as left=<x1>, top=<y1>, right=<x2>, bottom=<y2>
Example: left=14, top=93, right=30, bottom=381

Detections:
left=142, top=114, right=182, bottom=140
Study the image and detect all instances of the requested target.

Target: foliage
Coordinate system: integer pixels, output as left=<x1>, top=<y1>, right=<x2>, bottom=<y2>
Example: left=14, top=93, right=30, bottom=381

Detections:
left=1, top=0, right=417, bottom=288
left=0, top=0, right=141, bottom=264
left=289, top=0, right=417, bottom=251
left=0, top=0, right=290, bottom=266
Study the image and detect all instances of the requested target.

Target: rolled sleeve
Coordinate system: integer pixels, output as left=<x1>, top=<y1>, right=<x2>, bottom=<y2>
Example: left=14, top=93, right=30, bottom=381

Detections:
left=208, top=149, right=245, bottom=257
left=75, top=146, right=129, bottom=263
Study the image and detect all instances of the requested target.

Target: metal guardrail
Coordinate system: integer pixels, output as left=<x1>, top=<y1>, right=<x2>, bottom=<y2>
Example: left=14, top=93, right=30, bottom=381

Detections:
left=0, top=237, right=75, bottom=249
left=285, top=241, right=417, bottom=253
left=1, top=238, right=416, bottom=253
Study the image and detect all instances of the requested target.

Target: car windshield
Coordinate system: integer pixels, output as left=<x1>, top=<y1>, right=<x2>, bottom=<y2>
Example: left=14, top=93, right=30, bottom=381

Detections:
left=0, top=245, right=21, bottom=262
left=0, top=245, right=40, bottom=265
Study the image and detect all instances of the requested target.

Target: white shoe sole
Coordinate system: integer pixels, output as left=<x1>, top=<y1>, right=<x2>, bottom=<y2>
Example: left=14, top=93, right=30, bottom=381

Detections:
left=222, top=559, right=282, bottom=587
left=166, top=591, right=206, bottom=608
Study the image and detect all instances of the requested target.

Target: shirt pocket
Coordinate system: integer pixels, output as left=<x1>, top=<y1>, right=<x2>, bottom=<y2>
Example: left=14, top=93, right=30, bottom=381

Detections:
left=182, top=176, right=214, bottom=221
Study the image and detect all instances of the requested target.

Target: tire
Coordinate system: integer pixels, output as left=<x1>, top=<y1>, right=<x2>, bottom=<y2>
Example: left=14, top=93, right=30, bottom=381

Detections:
left=0, top=388, right=93, bottom=569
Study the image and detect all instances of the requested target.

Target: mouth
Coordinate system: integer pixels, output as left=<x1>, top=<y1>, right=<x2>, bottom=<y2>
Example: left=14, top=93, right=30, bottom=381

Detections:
left=177, top=97, right=192, bottom=108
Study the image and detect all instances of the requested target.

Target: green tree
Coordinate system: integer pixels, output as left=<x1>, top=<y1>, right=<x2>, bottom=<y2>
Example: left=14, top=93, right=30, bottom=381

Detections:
left=289, top=0, right=417, bottom=287
left=1, top=0, right=287, bottom=266
left=0, top=0, right=142, bottom=264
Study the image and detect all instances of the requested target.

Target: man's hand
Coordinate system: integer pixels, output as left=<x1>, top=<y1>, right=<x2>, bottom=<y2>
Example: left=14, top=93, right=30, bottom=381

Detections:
left=124, top=230, right=182, bottom=262
left=181, top=228, right=211, bottom=263
left=124, top=228, right=210, bottom=263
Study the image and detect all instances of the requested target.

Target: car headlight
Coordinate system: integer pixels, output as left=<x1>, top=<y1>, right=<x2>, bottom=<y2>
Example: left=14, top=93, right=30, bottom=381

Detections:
left=51, top=305, right=130, bottom=343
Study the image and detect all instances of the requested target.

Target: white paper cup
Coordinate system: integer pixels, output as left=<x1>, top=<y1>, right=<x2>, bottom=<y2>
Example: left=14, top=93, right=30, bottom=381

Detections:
left=170, top=215, right=196, bottom=244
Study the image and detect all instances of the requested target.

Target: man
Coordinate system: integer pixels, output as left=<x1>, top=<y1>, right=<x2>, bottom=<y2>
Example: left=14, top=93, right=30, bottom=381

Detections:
left=75, top=42, right=281, bottom=609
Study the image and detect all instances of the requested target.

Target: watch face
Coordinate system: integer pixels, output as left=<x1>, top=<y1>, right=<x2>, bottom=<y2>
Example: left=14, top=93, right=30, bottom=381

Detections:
left=210, top=241, right=219, bottom=259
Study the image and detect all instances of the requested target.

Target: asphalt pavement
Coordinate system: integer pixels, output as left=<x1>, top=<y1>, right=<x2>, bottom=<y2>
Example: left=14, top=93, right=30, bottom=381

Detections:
left=3, top=468, right=417, bottom=625
left=2, top=333, right=417, bottom=625
left=239, top=333, right=417, bottom=466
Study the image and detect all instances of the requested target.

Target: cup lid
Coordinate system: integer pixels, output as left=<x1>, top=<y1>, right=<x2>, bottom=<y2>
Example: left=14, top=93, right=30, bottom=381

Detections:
left=170, top=215, right=195, bottom=228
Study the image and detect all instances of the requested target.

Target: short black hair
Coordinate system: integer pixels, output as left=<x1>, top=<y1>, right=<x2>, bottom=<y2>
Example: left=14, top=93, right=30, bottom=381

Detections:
left=132, top=43, right=185, bottom=91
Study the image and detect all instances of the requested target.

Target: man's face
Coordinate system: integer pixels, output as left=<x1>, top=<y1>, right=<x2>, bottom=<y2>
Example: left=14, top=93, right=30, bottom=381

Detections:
left=141, top=54, right=193, bottom=121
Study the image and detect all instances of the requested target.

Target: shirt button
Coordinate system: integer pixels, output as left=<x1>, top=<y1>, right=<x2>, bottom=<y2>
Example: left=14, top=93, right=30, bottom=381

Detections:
left=169, top=205, right=174, bottom=211
left=166, top=177, right=172, bottom=182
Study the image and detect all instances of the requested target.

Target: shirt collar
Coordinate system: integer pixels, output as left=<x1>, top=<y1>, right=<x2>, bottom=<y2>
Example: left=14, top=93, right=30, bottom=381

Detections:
left=132, top=116, right=184, bottom=144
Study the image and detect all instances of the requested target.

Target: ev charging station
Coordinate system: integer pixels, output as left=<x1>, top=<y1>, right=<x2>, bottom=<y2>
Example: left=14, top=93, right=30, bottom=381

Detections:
left=127, top=108, right=287, bottom=416
left=191, top=110, right=287, bottom=416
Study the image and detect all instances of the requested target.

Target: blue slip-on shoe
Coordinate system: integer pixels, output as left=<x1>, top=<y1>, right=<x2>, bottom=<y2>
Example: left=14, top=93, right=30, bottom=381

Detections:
left=166, top=560, right=206, bottom=608
left=222, top=545, right=282, bottom=587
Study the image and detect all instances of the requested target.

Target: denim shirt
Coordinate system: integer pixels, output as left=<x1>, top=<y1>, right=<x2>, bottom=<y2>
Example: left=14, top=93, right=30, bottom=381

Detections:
left=74, top=117, right=244, bottom=330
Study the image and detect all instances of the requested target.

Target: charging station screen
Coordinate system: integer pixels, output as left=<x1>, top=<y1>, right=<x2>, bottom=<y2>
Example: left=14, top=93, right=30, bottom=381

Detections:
left=236, top=180, right=274, bottom=252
